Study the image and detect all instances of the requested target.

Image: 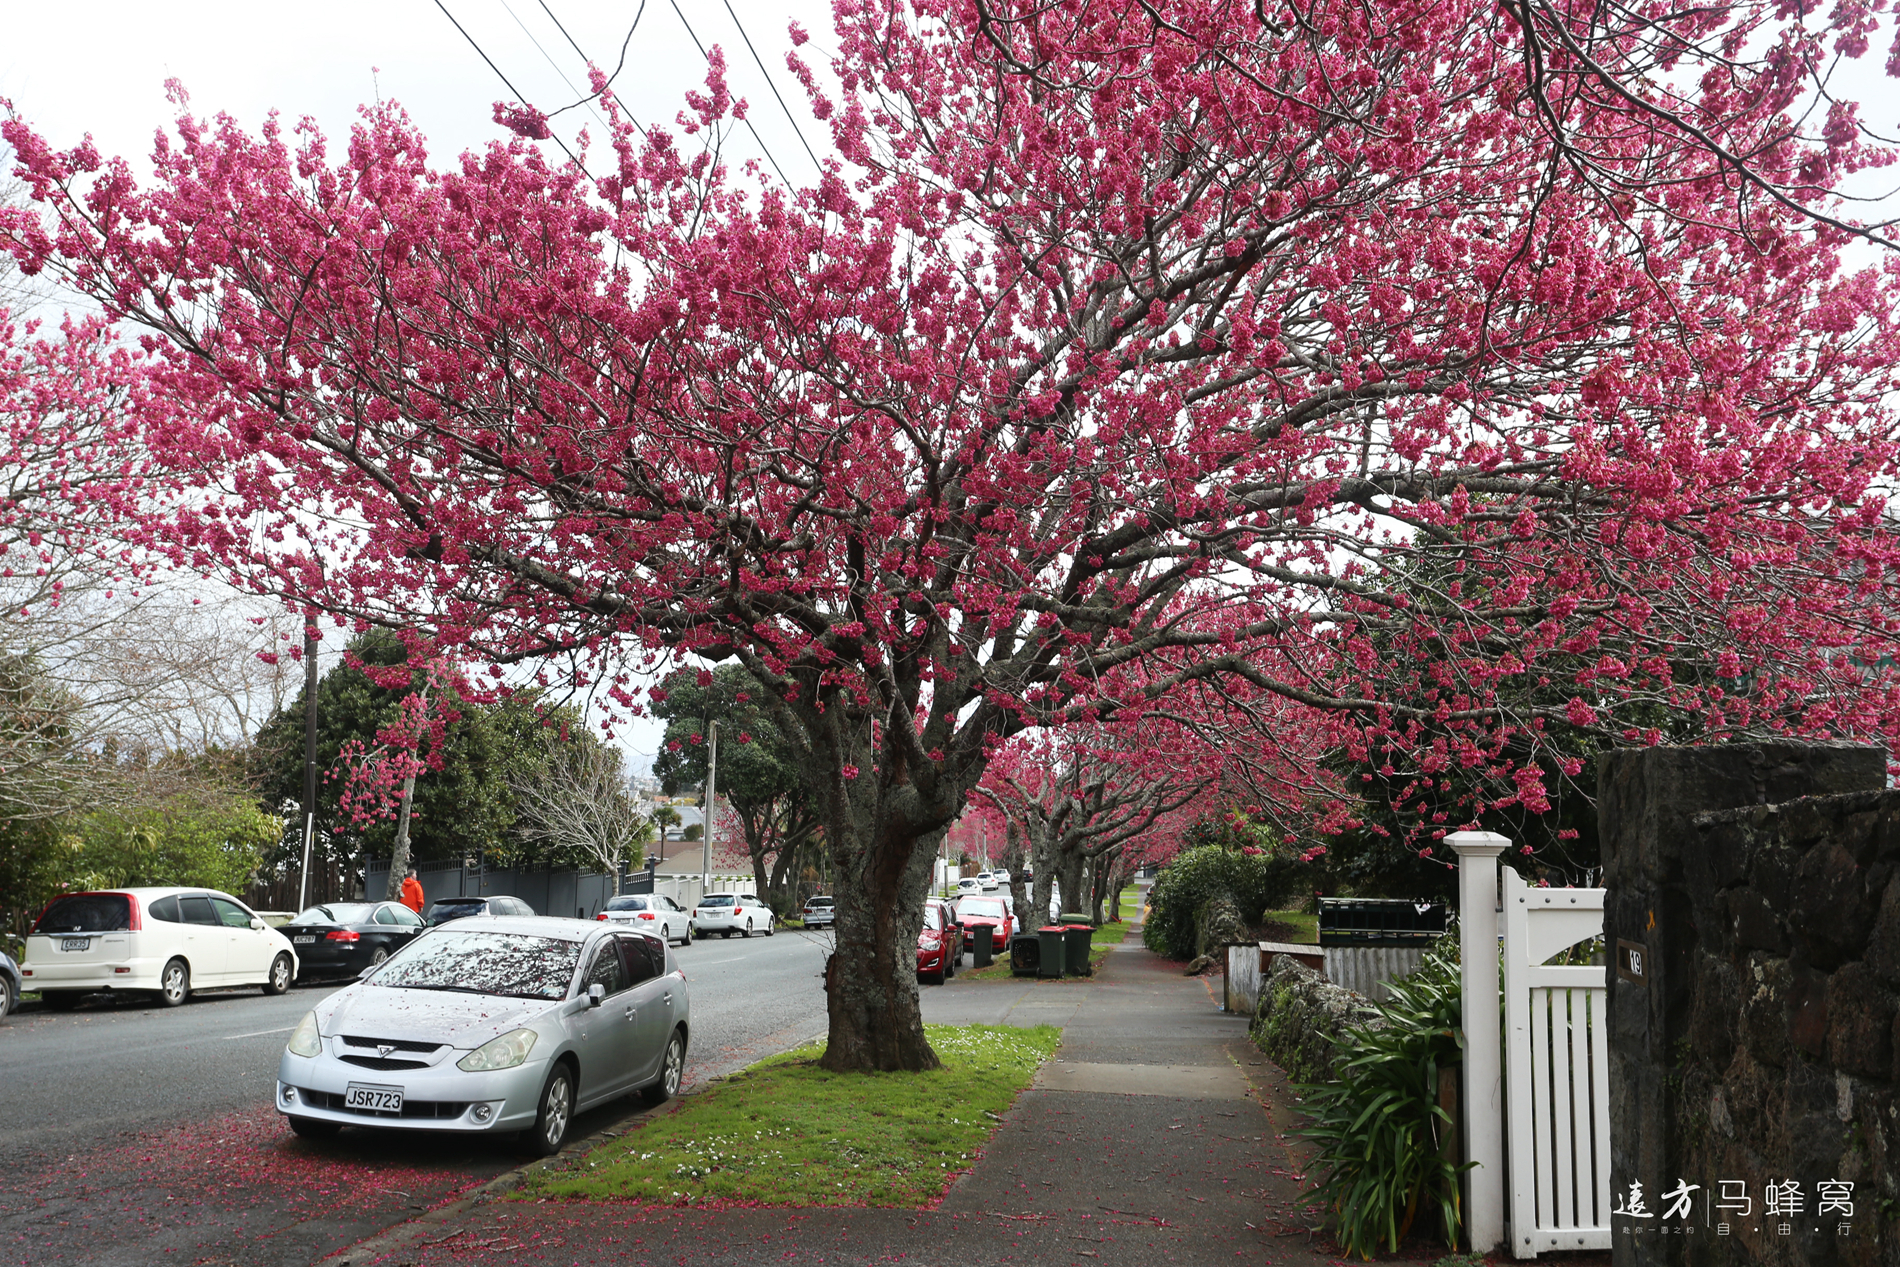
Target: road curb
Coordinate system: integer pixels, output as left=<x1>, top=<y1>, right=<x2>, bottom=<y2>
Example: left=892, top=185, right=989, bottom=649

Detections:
left=321, top=1031, right=829, bottom=1266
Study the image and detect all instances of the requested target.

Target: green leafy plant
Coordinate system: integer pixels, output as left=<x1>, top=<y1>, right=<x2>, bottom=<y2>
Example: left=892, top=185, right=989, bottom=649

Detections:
left=1142, top=842, right=1306, bottom=958
left=1299, top=940, right=1469, bottom=1260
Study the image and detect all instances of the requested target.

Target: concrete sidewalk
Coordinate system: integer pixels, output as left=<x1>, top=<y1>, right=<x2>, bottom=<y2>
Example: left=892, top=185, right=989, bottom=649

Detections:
left=338, top=908, right=1340, bottom=1266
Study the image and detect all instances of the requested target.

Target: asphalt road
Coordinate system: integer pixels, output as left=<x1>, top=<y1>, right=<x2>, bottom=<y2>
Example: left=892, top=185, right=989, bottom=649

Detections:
left=0, top=922, right=834, bottom=1267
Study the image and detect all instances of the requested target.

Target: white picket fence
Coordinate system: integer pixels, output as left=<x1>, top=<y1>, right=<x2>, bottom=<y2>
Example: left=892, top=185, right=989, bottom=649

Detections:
left=1449, top=832, right=1612, bottom=1260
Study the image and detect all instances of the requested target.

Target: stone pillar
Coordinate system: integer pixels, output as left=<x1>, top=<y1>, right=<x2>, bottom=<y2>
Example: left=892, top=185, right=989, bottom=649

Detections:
left=1598, top=743, right=1884, bottom=1267
left=1450, top=830, right=1510, bottom=1256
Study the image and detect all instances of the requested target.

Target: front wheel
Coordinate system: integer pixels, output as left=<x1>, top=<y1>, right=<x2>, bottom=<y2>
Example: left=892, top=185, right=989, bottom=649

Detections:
left=764, top=918, right=774, bottom=937
left=0, top=977, right=14, bottom=1021
left=523, top=1064, right=575, bottom=1157
left=157, top=959, right=191, bottom=1008
left=263, top=953, right=293, bottom=995
left=644, top=1030, right=686, bottom=1105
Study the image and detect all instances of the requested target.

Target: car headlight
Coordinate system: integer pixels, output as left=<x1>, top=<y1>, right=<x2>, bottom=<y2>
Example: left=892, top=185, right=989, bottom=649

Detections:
left=286, top=1011, right=323, bottom=1058
left=457, top=1027, right=539, bottom=1072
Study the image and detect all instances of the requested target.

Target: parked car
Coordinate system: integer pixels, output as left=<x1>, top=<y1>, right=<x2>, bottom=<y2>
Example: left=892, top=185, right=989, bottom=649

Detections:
left=954, top=877, right=983, bottom=896
left=22, top=888, right=300, bottom=1009
left=596, top=894, right=693, bottom=946
left=277, top=901, right=428, bottom=981
left=916, top=898, right=962, bottom=984
left=954, top=894, right=1014, bottom=953
left=276, top=917, right=688, bottom=1155
left=801, top=895, right=835, bottom=928
left=423, top=895, right=536, bottom=926
left=693, top=894, right=774, bottom=938
left=0, top=950, right=20, bottom=1022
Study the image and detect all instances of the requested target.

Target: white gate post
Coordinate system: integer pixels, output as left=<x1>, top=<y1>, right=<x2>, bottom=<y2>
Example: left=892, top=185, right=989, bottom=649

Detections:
left=1448, top=830, right=1510, bottom=1256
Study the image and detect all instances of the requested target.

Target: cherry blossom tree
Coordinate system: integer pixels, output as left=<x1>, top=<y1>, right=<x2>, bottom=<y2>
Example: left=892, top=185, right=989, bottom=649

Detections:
left=6, top=0, right=1900, bottom=1069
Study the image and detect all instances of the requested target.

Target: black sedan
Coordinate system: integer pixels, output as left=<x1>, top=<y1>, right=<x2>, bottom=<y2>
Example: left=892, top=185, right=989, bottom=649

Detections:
left=277, top=902, right=427, bottom=981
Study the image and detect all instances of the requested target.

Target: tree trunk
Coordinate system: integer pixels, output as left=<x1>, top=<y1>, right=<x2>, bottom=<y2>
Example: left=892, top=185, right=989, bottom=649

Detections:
left=382, top=772, right=418, bottom=902
left=1059, top=849, right=1086, bottom=921
left=1029, top=818, right=1058, bottom=928
left=1003, top=820, right=1030, bottom=938
left=767, top=830, right=803, bottom=914
left=807, top=724, right=957, bottom=1073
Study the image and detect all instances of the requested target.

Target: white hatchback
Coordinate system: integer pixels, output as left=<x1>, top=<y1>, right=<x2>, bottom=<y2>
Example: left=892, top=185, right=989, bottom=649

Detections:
left=596, top=893, right=694, bottom=945
left=23, top=888, right=300, bottom=1009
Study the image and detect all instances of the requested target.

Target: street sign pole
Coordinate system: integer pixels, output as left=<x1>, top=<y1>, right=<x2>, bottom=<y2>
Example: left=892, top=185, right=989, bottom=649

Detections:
left=700, top=720, right=718, bottom=895
left=295, top=626, right=319, bottom=911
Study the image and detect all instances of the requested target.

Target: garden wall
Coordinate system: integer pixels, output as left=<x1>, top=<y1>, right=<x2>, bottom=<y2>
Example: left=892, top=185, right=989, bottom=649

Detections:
left=1251, top=953, right=1382, bottom=1084
left=1600, top=743, right=1897, bottom=1267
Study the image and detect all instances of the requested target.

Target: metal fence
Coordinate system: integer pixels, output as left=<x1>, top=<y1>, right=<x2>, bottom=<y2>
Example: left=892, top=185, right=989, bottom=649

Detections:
left=360, top=859, right=758, bottom=920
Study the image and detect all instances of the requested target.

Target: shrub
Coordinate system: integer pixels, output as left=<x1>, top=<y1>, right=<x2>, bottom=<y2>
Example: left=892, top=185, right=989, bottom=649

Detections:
left=1142, top=844, right=1304, bottom=959
left=1298, top=937, right=1468, bottom=1260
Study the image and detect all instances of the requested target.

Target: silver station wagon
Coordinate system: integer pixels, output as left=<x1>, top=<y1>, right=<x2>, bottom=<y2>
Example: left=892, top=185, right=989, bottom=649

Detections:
left=276, top=916, right=688, bottom=1154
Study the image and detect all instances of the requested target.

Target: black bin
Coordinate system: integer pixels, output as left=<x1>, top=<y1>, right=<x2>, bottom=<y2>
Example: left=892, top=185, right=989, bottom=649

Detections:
left=1061, top=923, right=1093, bottom=976
left=971, top=927, right=994, bottom=968
left=1036, top=926, right=1067, bottom=978
left=1010, top=935, right=1040, bottom=977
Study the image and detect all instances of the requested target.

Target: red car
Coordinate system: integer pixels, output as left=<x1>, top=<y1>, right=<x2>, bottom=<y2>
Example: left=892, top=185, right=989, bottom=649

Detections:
left=917, top=898, right=962, bottom=984
left=954, top=895, right=1014, bottom=953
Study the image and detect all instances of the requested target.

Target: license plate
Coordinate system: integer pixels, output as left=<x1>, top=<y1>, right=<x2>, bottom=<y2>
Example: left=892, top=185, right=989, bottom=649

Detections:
left=61, top=937, right=89, bottom=952
left=344, top=1083, right=403, bottom=1113
left=292, top=935, right=316, bottom=944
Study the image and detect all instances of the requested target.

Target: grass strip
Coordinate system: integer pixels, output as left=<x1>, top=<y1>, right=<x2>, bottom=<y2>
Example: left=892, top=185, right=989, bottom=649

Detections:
left=526, top=1022, right=1061, bottom=1208
left=1260, top=908, right=1320, bottom=944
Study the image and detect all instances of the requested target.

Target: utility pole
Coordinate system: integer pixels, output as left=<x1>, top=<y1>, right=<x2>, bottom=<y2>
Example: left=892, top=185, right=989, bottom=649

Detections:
left=295, top=624, right=320, bottom=911
left=700, top=720, right=718, bottom=895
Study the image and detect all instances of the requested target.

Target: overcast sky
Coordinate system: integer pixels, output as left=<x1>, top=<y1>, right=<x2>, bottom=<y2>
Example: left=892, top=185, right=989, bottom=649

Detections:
left=1, top=0, right=838, bottom=191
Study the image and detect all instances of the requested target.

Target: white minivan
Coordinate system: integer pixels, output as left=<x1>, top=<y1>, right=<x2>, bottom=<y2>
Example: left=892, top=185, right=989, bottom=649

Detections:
left=22, top=888, right=301, bottom=1009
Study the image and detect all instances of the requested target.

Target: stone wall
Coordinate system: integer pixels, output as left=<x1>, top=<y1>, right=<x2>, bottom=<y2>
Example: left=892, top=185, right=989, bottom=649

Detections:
left=1251, top=953, right=1382, bottom=1084
left=1600, top=743, right=1896, bottom=1267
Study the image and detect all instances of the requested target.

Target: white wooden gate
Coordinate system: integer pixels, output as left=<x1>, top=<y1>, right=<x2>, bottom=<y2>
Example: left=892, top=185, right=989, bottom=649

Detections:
left=1499, top=866, right=1611, bottom=1257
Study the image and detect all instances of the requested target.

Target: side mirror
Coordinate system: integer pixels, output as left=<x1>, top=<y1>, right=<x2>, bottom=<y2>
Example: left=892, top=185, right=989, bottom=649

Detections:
left=587, top=983, right=605, bottom=1008
left=250, top=917, right=268, bottom=931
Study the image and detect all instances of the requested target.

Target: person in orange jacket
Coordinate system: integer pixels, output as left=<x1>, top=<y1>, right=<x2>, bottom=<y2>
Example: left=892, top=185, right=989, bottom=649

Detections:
left=399, top=867, right=425, bottom=913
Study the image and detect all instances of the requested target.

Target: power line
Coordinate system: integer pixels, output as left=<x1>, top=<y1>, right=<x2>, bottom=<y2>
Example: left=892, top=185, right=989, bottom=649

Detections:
left=535, top=0, right=651, bottom=139
left=430, top=0, right=591, bottom=176
left=667, top=0, right=793, bottom=188
left=721, top=0, right=823, bottom=175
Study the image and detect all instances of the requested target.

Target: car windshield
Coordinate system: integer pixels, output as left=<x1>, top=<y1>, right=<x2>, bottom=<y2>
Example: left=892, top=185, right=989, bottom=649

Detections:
left=698, top=895, right=735, bottom=908
left=372, top=929, right=582, bottom=999
left=605, top=896, right=648, bottom=911
left=34, top=894, right=132, bottom=933
left=425, top=900, right=487, bottom=921
left=293, top=903, right=376, bottom=925
left=922, top=905, right=945, bottom=930
left=961, top=899, right=1007, bottom=919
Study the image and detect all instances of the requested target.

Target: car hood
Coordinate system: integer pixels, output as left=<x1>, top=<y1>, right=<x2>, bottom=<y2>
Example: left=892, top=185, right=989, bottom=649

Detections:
left=317, top=984, right=562, bottom=1048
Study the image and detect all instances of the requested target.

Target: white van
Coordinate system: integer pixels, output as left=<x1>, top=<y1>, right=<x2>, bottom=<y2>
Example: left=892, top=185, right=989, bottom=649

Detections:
left=22, top=888, right=301, bottom=1009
